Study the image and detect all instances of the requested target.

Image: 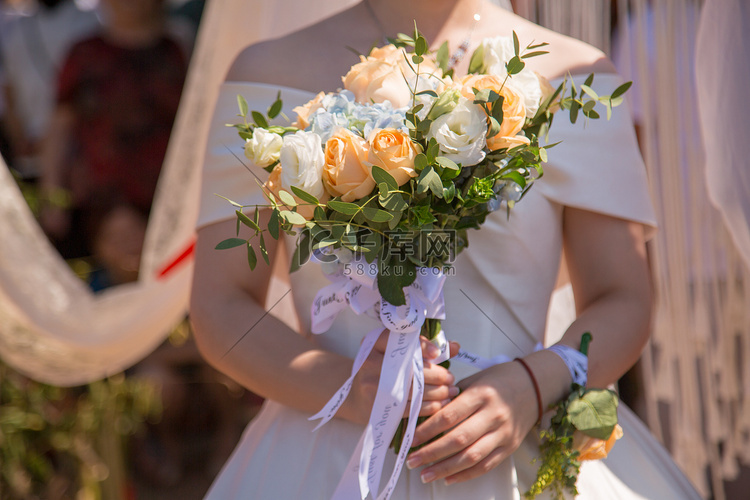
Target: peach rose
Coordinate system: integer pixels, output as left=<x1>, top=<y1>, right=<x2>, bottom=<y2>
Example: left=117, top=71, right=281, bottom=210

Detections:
left=343, top=45, right=412, bottom=108
left=343, top=45, right=441, bottom=109
left=323, top=128, right=374, bottom=202
left=367, top=128, right=420, bottom=186
left=265, top=165, right=329, bottom=221
left=293, top=91, right=326, bottom=129
left=486, top=133, right=530, bottom=151
left=460, top=74, right=528, bottom=152
left=573, top=424, right=624, bottom=461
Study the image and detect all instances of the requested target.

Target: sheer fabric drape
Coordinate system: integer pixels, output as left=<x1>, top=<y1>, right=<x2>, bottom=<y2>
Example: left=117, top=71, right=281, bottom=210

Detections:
left=0, top=0, right=357, bottom=385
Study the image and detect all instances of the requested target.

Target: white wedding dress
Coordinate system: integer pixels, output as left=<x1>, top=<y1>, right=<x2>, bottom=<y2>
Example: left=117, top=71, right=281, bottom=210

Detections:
left=196, top=77, right=702, bottom=499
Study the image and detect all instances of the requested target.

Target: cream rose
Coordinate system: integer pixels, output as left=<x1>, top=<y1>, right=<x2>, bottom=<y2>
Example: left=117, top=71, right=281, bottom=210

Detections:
left=367, top=128, right=420, bottom=186
left=480, top=36, right=543, bottom=117
left=573, top=424, right=624, bottom=461
left=277, top=130, right=327, bottom=200
left=293, top=91, right=326, bottom=129
left=459, top=74, right=528, bottom=152
left=426, top=97, right=487, bottom=167
left=244, top=128, right=283, bottom=168
left=323, top=128, right=374, bottom=202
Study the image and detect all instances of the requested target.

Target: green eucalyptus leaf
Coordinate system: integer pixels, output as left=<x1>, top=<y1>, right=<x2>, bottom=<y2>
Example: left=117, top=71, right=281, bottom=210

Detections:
left=290, top=185, right=320, bottom=205
left=568, top=389, right=619, bottom=440
left=435, top=156, right=459, bottom=171
left=506, top=56, right=525, bottom=75
left=237, top=94, right=248, bottom=117
left=379, top=192, right=408, bottom=212
left=415, top=35, right=428, bottom=56
left=259, top=233, right=270, bottom=265
left=252, top=111, right=269, bottom=129
left=236, top=210, right=260, bottom=231
left=414, top=153, right=429, bottom=172
left=371, top=165, right=399, bottom=191
left=468, top=44, right=485, bottom=74
left=215, top=238, right=246, bottom=250
left=512, top=31, right=520, bottom=56
left=278, top=189, right=297, bottom=207
left=521, top=50, right=549, bottom=59
left=362, top=207, right=394, bottom=222
left=328, top=200, right=361, bottom=215
left=246, top=243, right=257, bottom=270
left=611, top=81, right=632, bottom=99
left=267, top=91, right=283, bottom=118
left=580, top=84, right=599, bottom=100
left=280, top=210, right=306, bottom=225
left=268, top=209, right=280, bottom=239
left=583, top=73, right=595, bottom=88
left=388, top=210, right=403, bottom=230
left=427, top=138, right=440, bottom=162
left=436, top=41, right=450, bottom=73
left=215, top=194, right=245, bottom=208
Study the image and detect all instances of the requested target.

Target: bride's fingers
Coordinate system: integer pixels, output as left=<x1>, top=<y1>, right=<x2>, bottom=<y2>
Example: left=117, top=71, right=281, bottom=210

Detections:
left=403, top=397, right=452, bottom=418
left=449, top=341, right=460, bottom=358
left=420, top=383, right=460, bottom=402
left=420, top=336, right=441, bottom=360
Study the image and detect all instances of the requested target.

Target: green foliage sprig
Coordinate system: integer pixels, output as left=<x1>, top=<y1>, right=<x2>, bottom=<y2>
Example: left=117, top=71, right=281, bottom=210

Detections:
left=524, top=333, right=620, bottom=500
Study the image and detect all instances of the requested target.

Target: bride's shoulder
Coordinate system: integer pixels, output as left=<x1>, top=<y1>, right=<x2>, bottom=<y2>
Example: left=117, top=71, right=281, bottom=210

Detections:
left=479, top=7, right=616, bottom=79
left=225, top=4, right=377, bottom=92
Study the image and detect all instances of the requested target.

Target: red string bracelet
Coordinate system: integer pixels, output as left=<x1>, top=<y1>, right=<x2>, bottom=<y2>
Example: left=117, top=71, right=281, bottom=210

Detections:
left=514, top=357, right=543, bottom=426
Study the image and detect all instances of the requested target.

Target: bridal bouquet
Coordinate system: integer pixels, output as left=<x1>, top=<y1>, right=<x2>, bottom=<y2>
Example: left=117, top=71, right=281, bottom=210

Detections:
left=218, top=28, right=630, bottom=500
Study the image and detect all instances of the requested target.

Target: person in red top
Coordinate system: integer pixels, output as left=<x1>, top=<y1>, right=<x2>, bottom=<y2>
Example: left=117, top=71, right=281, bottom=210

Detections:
left=40, top=0, right=186, bottom=277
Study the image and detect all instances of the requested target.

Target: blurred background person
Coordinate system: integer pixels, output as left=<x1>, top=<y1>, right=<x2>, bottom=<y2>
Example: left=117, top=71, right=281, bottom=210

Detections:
left=0, top=0, right=99, bottom=179
left=37, top=0, right=186, bottom=283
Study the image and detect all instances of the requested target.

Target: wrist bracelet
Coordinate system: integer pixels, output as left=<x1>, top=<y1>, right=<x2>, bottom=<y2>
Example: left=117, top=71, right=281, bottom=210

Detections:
left=547, top=344, right=588, bottom=387
left=514, top=357, right=543, bottom=426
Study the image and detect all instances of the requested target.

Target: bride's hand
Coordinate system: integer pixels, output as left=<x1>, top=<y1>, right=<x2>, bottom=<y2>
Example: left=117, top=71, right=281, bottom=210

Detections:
left=345, top=330, right=459, bottom=426
left=404, top=361, right=539, bottom=485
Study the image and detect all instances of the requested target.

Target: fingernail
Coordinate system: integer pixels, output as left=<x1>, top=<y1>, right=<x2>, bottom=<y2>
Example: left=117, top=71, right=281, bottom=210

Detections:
left=440, top=398, right=451, bottom=407
left=449, top=385, right=460, bottom=397
left=421, top=471, right=435, bottom=483
left=406, top=456, right=421, bottom=469
left=444, top=477, right=455, bottom=486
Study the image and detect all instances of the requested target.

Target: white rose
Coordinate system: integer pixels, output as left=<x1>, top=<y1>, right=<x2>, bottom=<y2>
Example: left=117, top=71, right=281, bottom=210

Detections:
left=244, top=128, right=283, bottom=168
left=481, top=36, right=543, bottom=118
left=426, top=97, right=487, bottom=167
left=278, top=130, right=327, bottom=199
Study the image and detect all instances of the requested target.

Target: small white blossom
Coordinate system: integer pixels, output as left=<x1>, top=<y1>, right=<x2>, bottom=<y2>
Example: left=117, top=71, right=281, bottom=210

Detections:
left=244, top=128, right=282, bottom=168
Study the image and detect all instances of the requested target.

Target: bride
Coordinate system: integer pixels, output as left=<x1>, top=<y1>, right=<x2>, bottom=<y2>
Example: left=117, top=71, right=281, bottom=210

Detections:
left=189, top=0, right=701, bottom=498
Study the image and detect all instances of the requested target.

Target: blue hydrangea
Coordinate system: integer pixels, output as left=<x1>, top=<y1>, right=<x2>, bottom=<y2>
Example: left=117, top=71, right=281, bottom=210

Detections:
left=307, top=90, right=408, bottom=143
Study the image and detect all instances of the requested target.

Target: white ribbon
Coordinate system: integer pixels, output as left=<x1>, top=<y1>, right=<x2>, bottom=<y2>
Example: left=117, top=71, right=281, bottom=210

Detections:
left=309, top=257, right=447, bottom=500
left=308, top=256, right=550, bottom=499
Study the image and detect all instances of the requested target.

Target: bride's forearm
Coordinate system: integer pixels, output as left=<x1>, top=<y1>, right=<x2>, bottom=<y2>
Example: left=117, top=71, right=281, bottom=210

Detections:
left=191, top=285, right=357, bottom=421
left=190, top=218, right=358, bottom=422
